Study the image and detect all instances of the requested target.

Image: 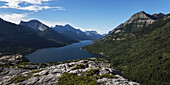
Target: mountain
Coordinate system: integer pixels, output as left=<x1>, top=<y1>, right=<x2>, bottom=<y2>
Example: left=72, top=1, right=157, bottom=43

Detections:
left=110, top=11, right=165, bottom=34
left=20, top=20, right=78, bottom=44
left=104, top=11, right=165, bottom=41
left=20, top=20, right=48, bottom=32
left=53, top=24, right=103, bottom=41
left=82, top=12, right=170, bottom=85
left=0, top=18, right=65, bottom=55
left=84, top=31, right=103, bottom=39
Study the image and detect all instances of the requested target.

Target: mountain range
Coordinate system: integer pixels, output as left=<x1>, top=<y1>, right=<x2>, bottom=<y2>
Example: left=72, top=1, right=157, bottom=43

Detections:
left=0, top=19, right=103, bottom=55
left=53, top=24, right=103, bottom=41
left=20, top=20, right=78, bottom=44
left=82, top=11, right=170, bottom=85
left=0, top=18, right=64, bottom=55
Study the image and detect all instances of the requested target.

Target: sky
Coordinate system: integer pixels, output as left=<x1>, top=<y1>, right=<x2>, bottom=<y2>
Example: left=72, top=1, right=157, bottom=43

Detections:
left=0, top=0, right=170, bottom=34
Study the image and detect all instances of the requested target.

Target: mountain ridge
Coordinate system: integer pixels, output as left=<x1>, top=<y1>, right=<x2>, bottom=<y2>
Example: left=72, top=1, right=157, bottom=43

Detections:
left=0, top=18, right=65, bottom=55
left=53, top=24, right=103, bottom=41
left=20, top=20, right=78, bottom=44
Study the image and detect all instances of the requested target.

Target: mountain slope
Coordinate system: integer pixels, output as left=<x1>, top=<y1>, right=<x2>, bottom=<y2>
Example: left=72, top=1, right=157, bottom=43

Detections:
left=109, top=11, right=165, bottom=34
left=82, top=13, right=170, bottom=85
left=20, top=20, right=78, bottom=44
left=0, top=18, right=64, bottom=55
left=20, top=20, right=49, bottom=32
left=53, top=24, right=102, bottom=41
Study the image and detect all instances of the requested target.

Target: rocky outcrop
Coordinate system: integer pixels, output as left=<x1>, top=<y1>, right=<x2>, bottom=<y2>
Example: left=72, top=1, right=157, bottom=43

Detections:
left=124, top=11, right=156, bottom=25
left=0, top=58, right=140, bottom=85
left=0, top=54, right=29, bottom=64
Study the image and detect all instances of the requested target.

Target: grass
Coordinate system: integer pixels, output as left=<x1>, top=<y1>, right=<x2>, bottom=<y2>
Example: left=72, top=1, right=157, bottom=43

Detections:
left=71, top=64, right=87, bottom=70
left=9, top=75, right=31, bottom=84
left=82, top=69, right=100, bottom=76
left=31, top=69, right=44, bottom=73
left=57, top=72, right=98, bottom=85
left=92, top=73, right=117, bottom=79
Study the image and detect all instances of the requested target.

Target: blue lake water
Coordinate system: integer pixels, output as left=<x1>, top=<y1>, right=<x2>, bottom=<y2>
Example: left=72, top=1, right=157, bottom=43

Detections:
left=25, top=40, right=103, bottom=63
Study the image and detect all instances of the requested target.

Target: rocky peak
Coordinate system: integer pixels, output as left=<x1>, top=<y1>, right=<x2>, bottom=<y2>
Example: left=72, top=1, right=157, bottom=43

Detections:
left=125, top=11, right=155, bottom=24
left=152, top=13, right=165, bottom=19
left=65, top=24, right=72, bottom=27
left=85, top=31, right=98, bottom=35
left=109, top=11, right=165, bottom=35
left=19, top=19, right=49, bottom=32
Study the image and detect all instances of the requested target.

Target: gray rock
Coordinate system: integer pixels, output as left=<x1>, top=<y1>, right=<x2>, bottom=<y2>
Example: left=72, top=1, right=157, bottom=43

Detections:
left=38, top=69, right=49, bottom=75
left=43, top=74, right=54, bottom=82
left=25, top=77, right=39, bottom=85
left=0, top=67, right=3, bottom=72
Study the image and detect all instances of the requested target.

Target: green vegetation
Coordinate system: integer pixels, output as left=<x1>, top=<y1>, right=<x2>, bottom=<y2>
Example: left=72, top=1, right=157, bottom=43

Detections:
left=57, top=72, right=98, bottom=85
left=92, top=73, right=117, bottom=79
left=31, top=69, right=44, bottom=73
left=72, top=64, right=87, bottom=70
left=82, top=16, right=170, bottom=85
left=82, top=69, right=100, bottom=76
left=9, top=75, right=31, bottom=84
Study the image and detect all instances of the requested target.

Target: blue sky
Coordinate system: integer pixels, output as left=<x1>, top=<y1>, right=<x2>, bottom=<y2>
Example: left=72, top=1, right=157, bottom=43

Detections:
left=0, top=0, right=169, bottom=34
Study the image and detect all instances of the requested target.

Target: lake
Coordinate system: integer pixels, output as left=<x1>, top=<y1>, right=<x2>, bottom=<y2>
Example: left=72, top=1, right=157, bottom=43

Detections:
left=25, top=40, right=103, bottom=63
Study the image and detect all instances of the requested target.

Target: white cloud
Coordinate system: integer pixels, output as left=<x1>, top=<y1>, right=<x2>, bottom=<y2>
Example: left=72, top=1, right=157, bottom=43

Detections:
left=0, top=0, right=65, bottom=11
left=0, top=13, right=28, bottom=24
left=18, top=5, right=65, bottom=12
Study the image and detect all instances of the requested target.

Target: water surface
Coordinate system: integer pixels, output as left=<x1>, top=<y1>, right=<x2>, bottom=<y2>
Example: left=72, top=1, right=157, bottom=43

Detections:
left=25, top=40, right=103, bottom=63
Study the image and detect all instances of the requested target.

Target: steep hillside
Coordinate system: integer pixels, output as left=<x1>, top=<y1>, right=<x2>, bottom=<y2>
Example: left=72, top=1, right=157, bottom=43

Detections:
left=82, top=13, right=170, bottom=85
left=20, top=20, right=78, bottom=44
left=20, top=20, right=49, bottom=32
left=0, top=19, right=64, bottom=55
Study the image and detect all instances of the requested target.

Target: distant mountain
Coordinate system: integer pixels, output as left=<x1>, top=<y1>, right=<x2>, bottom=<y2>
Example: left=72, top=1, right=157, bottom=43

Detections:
left=20, top=20, right=48, bottom=32
left=84, top=31, right=103, bottom=39
left=53, top=24, right=103, bottom=41
left=0, top=18, right=65, bottom=55
left=20, top=20, right=78, bottom=44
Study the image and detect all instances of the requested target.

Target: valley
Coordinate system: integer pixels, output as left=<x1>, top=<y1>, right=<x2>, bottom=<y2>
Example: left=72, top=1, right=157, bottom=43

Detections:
left=0, top=9, right=169, bottom=85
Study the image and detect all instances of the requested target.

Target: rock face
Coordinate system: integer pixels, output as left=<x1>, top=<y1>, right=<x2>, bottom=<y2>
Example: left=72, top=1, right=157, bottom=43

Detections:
left=124, top=11, right=156, bottom=25
left=0, top=58, right=140, bottom=85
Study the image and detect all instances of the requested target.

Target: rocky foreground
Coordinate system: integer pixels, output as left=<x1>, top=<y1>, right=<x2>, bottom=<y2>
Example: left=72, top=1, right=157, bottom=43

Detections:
left=0, top=55, right=140, bottom=85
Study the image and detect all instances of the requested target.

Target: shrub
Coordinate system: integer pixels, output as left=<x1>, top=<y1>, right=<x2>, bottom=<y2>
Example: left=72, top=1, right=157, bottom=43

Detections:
left=92, top=73, right=117, bottom=79
left=72, top=64, right=87, bottom=70
left=9, top=75, right=31, bottom=83
left=82, top=69, right=100, bottom=76
left=57, top=72, right=98, bottom=85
